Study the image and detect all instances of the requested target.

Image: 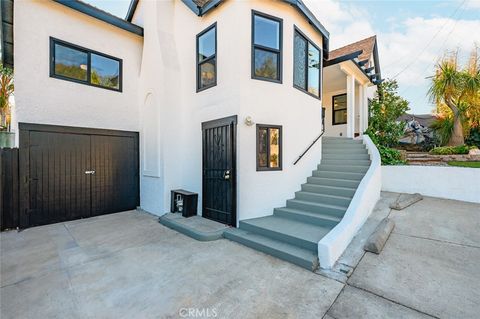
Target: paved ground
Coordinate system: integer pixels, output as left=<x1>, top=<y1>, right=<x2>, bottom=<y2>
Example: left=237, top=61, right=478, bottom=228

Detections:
left=1, top=192, right=479, bottom=318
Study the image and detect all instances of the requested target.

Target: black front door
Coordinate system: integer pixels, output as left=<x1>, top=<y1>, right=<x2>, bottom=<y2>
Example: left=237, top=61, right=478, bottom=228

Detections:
left=202, top=116, right=237, bottom=226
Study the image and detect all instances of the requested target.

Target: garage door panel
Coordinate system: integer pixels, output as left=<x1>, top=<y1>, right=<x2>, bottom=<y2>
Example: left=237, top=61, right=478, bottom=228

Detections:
left=20, top=124, right=139, bottom=228
left=29, top=131, right=91, bottom=226
left=91, top=135, right=138, bottom=216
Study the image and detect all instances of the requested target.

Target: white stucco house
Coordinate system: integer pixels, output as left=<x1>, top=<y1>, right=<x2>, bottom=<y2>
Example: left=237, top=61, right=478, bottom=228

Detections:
left=4, top=0, right=382, bottom=270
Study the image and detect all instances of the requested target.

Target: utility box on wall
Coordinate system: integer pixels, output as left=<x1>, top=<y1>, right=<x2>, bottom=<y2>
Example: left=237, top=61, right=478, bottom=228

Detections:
left=170, top=189, right=198, bottom=218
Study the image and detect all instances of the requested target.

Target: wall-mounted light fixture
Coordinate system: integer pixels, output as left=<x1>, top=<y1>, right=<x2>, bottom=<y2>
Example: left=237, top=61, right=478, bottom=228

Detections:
left=245, top=116, right=254, bottom=126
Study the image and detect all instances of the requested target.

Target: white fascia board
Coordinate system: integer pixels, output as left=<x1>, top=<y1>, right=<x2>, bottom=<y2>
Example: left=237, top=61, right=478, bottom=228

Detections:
left=339, top=60, right=372, bottom=86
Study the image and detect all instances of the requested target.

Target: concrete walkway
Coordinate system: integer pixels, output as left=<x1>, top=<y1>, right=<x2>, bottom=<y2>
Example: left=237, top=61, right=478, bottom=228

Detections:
left=1, top=193, right=479, bottom=318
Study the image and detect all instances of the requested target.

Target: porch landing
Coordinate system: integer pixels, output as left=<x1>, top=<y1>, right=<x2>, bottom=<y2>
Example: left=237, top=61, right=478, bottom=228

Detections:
left=158, top=213, right=229, bottom=241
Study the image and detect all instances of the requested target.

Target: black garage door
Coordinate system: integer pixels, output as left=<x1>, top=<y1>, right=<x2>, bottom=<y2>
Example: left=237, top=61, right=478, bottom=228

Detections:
left=18, top=123, right=139, bottom=228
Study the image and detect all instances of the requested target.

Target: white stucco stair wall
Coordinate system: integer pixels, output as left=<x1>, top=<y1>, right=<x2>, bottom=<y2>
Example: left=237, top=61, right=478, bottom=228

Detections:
left=318, top=134, right=381, bottom=269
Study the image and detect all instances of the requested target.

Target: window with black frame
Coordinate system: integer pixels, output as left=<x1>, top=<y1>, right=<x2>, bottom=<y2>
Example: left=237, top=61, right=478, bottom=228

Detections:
left=293, top=28, right=321, bottom=98
left=50, top=38, right=122, bottom=91
left=252, top=11, right=282, bottom=82
left=257, top=124, right=282, bottom=171
left=332, top=94, right=347, bottom=125
left=197, top=23, right=217, bottom=91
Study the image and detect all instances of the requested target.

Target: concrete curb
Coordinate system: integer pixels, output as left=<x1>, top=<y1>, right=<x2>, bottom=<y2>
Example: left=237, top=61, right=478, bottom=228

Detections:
left=158, top=216, right=226, bottom=241
left=364, top=218, right=395, bottom=254
left=389, top=193, right=423, bottom=210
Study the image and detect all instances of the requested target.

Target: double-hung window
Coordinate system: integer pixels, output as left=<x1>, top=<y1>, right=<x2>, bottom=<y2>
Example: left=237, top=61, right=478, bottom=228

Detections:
left=50, top=38, right=122, bottom=91
left=196, top=23, right=217, bottom=91
left=256, top=124, right=282, bottom=171
left=293, top=27, right=321, bottom=98
left=332, top=94, right=347, bottom=125
left=252, top=11, right=282, bottom=83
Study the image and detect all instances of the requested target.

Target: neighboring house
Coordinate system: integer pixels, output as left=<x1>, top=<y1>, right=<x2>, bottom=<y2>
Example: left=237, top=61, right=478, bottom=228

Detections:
left=3, top=0, right=382, bottom=270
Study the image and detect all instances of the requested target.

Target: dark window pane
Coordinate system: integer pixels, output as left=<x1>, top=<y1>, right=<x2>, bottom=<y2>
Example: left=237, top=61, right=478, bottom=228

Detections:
left=269, top=128, right=280, bottom=168
left=254, top=49, right=278, bottom=80
left=258, top=128, right=268, bottom=167
left=254, top=15, right=279, bottom=49
left=307, top=43, right=320, bottom=96
left=91, top=54, right=120, bottom=89
left=198, top=27, right=216, bottom=62
left=333, top=95, right=347, bottom=110
left=199, top=58, right=216, bottom=89
left=334, top=110, right=347, bottom=124
left=54, top=43, right=88, bottom=81
left=293, top=32, right=306, bottom=89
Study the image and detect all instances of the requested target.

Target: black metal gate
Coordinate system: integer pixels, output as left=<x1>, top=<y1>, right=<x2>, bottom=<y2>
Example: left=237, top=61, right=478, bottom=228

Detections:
left=18, top=123, right=139, bottom=228
left=202, top=116, right=237, bottom=226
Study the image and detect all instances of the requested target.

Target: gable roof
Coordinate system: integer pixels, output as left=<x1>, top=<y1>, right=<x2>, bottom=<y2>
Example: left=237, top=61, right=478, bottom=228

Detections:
left=329, top=36, right=376, bottom=62
left=54, top=0, right=143, bottom=36
left=325, top=35, right=382, bottom=84
left=126, top=0, right=330, bottom=55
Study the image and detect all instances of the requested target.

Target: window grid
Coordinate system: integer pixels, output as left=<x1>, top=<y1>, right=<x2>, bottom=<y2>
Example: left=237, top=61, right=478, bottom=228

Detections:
left=196, top=23, right=217, bottom=92
left=251, top=10, right=283, bottom=83
left=256, top=124, right=283, bottom=171
left=332, top=93, right=348, bottom=125
left=49, top=37, right=122, bottom=92
left=293, top=26, right=322, bottom=100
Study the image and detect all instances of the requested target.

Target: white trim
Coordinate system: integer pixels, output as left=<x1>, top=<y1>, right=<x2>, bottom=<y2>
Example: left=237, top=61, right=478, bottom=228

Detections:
left=346, top=75, right=355, bottom=138
left=317, top=134, right=381, bottom=269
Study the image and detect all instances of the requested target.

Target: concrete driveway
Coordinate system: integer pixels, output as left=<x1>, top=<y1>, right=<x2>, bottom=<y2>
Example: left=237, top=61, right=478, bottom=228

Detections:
left=1, top=193, right=479, bottom=318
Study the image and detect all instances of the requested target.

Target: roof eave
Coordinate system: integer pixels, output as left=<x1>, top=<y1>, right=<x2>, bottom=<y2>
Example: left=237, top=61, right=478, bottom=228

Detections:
left=282, top=0, right=330, bottom=58
left=53, top=0, right=144, bottom=36
left=324, top=50, right=362, bottom=67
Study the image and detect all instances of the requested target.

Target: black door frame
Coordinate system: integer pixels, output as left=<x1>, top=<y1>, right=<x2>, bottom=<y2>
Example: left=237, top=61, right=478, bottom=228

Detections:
left=201, top=115, right=237, bottom=227
left=18, top=123, right=139, bottom=228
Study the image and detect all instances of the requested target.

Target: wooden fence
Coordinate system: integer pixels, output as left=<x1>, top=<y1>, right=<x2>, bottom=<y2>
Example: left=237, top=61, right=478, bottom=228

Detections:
left=1, top=148, right=19, bottom=230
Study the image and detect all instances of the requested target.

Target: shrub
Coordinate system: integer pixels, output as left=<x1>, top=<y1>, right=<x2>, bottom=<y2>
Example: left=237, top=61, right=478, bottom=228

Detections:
left=466, top=127, right=480, bottom=148
left=429, top=145, right=472, bottom=155
left=377, top=145, right=406, bottom=165
left=365, top=80, right=410, bottom=147
left=430, top=116, right=454, bottom=146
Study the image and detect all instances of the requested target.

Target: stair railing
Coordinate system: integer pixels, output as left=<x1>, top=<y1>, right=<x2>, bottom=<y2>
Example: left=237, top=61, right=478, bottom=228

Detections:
left=293, top=125, right=325, bottom=165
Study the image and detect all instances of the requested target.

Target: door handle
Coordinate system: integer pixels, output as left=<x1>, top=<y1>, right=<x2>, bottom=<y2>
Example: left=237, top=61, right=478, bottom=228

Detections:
left=223, top=170, right=230, bottom=180
left=85, top=170, right=96, bottom=175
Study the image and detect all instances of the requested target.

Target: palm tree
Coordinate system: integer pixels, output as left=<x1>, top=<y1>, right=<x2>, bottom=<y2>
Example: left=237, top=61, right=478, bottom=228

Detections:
left=429, top=50, right=480, bottom=146
left=0, top=63, right=14, bottom=131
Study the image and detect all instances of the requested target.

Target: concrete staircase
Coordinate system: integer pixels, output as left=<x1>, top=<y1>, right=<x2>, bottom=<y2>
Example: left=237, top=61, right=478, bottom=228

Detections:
left=224, top=137, right=371, bottom=271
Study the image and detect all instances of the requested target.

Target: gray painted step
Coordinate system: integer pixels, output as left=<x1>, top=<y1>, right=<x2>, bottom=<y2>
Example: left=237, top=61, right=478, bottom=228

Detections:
left=321, top=159, right=371, bottom=166
left=323, top=148, right=368, bottom=154
left=223, top=228, right=319, bottom=271
left=239, top=216, right=331, bottom=251
left=323, top=139, right=363, bottom=144
left=323, top=143, right=366, bottom=149
left=295, top=190, right=352, bottom=206
left=274, top=207, right=341, bottom=228
left=306, top=176, right=360, bottom=188
left=317, top=164, right=369, bottom=174
left=286, top=199, right=347, bottom=217
left=301, top=183, right=356, bottom=197
left=322, top=153, right=371, bottom=160
left=312, top=170, right=365, bottom=180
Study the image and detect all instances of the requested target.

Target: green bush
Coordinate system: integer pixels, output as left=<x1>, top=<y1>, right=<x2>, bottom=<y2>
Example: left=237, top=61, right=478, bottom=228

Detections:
left=429, top=145, right=472, bottom=155
left=365, top=80, right=410, bottom=147
left=430, top=117, right=454, bottom=146
left=466, top=127, right=480, bottom=148
left=377, top=145, right=406, bottom=165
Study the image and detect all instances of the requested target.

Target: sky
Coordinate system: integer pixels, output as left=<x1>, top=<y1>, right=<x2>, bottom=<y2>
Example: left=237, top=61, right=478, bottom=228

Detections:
left=86, top=0, right=480, bottom=114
